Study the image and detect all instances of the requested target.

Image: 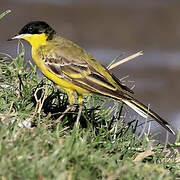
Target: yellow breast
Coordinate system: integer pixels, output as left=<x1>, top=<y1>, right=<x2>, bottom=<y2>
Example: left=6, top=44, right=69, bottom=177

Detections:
left=23, top=33, right=89, bottom=95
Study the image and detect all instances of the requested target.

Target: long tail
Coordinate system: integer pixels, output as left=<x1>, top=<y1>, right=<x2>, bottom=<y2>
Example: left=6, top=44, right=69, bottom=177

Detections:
left=122, top=98, right=175, bottom=135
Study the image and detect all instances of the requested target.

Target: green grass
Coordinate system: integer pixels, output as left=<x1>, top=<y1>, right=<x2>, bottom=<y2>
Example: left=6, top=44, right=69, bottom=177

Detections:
left=0, top=10, right=180, bottom=180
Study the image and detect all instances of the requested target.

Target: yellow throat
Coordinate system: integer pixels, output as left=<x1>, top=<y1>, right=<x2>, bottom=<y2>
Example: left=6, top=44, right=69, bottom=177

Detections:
left=22, top=33, right=47, bottom=49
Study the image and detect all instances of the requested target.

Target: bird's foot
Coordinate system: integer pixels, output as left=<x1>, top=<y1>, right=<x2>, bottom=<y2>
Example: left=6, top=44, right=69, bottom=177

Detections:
left=55, top=104, right=84, bottom=127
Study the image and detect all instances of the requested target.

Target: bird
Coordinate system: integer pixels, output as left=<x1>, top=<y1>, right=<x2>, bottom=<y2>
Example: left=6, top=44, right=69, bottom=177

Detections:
left=8, top=21, right=175, bottom=134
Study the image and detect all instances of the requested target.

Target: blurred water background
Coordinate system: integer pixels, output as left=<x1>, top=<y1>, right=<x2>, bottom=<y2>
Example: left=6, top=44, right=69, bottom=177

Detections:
left=1, top=0, right=180, bottom=141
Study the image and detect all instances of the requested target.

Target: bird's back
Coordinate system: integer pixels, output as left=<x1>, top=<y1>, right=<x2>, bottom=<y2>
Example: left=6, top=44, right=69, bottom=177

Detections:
left=47, top=35, right=133, bottom=96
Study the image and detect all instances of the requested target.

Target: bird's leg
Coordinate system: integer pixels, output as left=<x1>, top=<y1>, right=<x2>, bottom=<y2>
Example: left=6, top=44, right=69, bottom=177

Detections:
left=55, top=89, right=77, bottom=123
left=75, top=95, right=84, bottom=128
left=75, top=104, right=83, bottom=128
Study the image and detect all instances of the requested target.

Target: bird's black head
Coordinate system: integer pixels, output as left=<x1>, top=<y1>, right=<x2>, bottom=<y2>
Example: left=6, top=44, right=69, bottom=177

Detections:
left=19, top=21, right=54, bottom=34
left=14, top=21, right=56, bottom=40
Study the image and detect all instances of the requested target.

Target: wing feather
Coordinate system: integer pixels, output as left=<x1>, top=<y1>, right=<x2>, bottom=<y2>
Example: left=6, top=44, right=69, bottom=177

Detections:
left=40, top=39, right=132, bottom=98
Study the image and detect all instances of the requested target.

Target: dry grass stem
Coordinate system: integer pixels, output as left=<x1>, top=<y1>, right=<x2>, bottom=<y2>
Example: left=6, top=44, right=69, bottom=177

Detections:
left=133, top=140, right=154, bottom=162
left=138, top=104, right=150, bottom=139
left=108, top=51, right=143, bottom=70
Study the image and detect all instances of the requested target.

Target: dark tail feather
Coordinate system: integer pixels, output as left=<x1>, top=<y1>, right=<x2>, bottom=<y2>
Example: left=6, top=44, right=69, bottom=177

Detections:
left=122, top=98, right=175, bottom=135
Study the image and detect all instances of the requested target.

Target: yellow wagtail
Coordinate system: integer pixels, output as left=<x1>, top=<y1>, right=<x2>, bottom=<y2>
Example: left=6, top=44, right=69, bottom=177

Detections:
left=9, top=21, right=174, bottom=134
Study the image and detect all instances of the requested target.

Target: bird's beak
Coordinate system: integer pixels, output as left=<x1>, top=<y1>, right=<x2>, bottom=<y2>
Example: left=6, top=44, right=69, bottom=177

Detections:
left=7, top=34, right=31, bottom=41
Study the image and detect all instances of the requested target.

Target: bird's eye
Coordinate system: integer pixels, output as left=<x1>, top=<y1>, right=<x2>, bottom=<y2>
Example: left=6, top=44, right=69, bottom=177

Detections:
left=28, top=26, right=33, bottom=32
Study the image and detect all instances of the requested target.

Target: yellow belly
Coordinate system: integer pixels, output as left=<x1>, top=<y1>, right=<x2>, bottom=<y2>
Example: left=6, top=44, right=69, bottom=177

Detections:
left=45, top=69, right=89, bottom=95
